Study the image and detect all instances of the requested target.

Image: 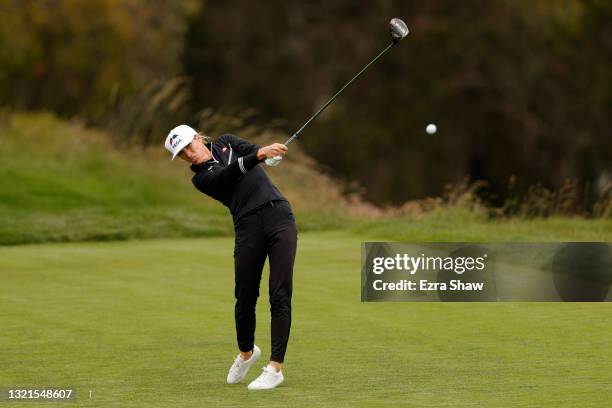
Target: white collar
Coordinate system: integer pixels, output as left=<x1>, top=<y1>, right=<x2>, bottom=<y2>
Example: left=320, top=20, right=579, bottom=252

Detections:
left=206, top=143, right=219, bottom=164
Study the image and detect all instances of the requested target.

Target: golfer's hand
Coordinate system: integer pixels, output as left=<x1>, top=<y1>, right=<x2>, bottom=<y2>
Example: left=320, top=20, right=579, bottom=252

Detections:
left=257, top=143, right=288, bottom=160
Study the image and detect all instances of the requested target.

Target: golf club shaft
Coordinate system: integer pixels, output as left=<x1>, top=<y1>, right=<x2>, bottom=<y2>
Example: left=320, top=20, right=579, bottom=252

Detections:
left=285, top=41, right=397, bottom=146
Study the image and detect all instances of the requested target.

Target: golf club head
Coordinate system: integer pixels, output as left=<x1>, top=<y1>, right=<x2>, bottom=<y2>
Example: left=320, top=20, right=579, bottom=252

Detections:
left=389, top=18, right=409, bottom=43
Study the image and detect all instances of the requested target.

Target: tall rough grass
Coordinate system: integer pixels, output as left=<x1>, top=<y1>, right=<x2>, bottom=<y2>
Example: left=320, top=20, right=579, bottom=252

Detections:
left=1, top=110, right=609, bottom=245
left=104, top=77, right=611, bottom=219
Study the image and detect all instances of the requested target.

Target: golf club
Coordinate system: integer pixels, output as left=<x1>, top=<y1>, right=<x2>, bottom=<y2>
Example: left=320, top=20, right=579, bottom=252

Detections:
left=265, top=17, right=409, bottom=166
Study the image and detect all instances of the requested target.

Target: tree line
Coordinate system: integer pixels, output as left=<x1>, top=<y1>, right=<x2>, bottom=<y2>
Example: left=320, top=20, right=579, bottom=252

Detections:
left=2, top=0, right=610, bottom=209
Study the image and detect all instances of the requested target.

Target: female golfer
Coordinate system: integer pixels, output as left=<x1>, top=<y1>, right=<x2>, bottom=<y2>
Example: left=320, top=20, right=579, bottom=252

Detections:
left=165, top=124, right=297, bottom=390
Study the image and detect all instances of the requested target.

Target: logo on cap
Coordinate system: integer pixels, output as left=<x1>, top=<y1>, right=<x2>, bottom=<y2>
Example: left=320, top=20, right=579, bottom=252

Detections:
left=170, top=134, right=181, bottom=149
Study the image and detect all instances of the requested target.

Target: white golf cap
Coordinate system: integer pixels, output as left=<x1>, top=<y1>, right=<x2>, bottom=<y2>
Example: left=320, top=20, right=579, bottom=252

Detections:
left=165, top=124, right=198, bottom=160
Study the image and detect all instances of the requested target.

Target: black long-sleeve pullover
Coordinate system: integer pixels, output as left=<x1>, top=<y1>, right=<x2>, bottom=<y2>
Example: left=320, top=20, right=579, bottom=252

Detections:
left=190, top=134, right=286, bottom=222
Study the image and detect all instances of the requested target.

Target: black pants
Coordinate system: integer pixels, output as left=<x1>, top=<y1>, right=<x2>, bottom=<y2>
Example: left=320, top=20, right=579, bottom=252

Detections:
left=233, top=200, right=297, bottom=363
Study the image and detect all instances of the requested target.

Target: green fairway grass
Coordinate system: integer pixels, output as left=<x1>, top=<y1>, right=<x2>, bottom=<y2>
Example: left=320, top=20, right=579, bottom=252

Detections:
left=2, top=231, right=611, bottom=407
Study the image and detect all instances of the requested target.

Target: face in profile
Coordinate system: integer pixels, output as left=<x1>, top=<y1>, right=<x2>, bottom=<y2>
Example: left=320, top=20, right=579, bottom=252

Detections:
left=178, top=135, right=209, bottom=164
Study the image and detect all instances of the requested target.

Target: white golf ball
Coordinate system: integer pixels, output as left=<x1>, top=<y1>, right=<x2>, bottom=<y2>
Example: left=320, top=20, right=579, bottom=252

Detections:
left=426, top=124, right=437, bottom=135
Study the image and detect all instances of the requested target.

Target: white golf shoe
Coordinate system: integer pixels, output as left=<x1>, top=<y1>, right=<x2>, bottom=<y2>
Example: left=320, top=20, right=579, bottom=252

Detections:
left=226, top=345, right=261, bottom=384
left=247, top=364, right=284, bottom=390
